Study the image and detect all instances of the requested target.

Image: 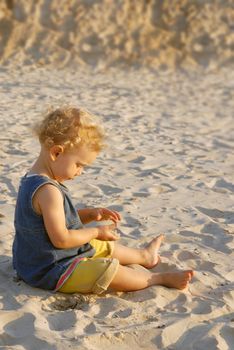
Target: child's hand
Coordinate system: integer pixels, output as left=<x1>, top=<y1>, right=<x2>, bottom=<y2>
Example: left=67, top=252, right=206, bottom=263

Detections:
left=92, top=207, right=121, bottom=224
left=97, top=224, right=120, bottom=241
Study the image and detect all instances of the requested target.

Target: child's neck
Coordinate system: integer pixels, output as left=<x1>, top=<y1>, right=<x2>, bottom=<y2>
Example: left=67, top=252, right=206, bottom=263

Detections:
left=29, top=151, right=55, bottom=181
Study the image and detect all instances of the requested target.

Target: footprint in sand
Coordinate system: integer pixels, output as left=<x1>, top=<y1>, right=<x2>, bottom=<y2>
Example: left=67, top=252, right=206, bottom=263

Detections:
left=98, top=184, right=123, bottom=195
left=207, top=178, right=234, bottom=193
left=1, top=312, right=55, bottom=349
left=47, top=310, right=77, bottom=331
left=112, top=307, right=132, bottom=319
left=196, top=206, right=234, bottom=225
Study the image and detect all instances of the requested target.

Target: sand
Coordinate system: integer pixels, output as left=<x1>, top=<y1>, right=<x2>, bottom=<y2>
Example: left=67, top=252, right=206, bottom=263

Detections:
left=0, top=66, right=233, bottom=349
left=0, top=0, right=234, bottom=349
left=0, top=0, right=233, bottom=70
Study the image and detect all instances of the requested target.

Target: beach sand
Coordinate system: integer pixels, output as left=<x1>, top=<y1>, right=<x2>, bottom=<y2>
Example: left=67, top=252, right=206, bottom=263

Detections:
left=0, top=0, right=234, bottom=349
left=0, top=66, right=233, bottom=349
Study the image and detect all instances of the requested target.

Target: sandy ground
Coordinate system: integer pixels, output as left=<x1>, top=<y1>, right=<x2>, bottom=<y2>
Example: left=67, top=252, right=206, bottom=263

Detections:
left=0, top=66, right=234, bottom=349
left=0, top=0, right=233, bottom=70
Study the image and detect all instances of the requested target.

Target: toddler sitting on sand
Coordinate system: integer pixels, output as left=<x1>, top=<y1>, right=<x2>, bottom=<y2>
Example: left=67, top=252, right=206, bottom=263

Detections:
left=12, top=106, right=193, bottom=294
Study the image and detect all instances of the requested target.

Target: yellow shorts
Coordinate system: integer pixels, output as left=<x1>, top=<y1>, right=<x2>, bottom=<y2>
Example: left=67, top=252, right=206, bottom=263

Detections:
left=58, top=239, right=119, bottom=294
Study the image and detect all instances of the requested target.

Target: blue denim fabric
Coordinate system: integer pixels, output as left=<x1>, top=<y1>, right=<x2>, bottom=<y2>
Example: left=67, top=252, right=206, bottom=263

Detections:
left=12, top=174, right=95, bottom=290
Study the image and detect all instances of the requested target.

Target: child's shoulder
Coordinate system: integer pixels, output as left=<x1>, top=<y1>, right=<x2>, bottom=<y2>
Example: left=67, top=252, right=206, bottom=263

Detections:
left=20, top=174, right=63, bottom=194
left=23, top=175, right=64, bottom=215
left=21, top=173, right=55, bottom=186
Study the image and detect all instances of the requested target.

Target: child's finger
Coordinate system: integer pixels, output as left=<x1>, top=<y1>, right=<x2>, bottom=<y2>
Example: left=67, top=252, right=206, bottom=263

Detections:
left=111, top=211, right=121, bottom=221
left=110, top=216, right=119, bottom=223
left=115, top=211, right=121, bottom=220
left=104, top=208, right=121, bottom=222
left=113, top=211, right=122, bottom=222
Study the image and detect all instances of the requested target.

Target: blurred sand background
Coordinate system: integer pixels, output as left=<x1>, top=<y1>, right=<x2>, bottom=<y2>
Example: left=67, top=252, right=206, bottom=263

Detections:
left=0, top=1, right=234, bottom=349
left=0, top=0, right=234, bottom=70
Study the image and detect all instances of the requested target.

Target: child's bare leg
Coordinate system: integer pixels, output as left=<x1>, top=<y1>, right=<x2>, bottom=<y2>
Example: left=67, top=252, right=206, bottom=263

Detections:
left=112, top=234, right=164, bottom=268
left=109, top=265, right=193, bottom=292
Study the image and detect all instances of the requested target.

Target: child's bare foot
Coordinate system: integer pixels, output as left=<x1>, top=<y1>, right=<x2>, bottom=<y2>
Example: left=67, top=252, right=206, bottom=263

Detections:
left=156, top=270, right=194, bottom=290
left=142, top=234, right=164, bottom=269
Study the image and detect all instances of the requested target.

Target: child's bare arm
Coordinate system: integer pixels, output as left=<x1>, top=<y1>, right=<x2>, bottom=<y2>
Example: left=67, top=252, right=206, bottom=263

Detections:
left=78, top=207, right=121, bottom=224
left=77, top=208, right=96, bottom=224
left=33, top=184, right=119, bottom=249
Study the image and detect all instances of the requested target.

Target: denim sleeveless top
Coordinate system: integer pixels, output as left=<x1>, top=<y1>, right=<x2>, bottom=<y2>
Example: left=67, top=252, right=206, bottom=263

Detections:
left=12, top=174, right=95, bottom=290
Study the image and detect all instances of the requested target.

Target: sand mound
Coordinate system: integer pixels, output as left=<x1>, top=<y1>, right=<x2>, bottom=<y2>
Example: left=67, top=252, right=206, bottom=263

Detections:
left=0, top=0, right=233, bottom=69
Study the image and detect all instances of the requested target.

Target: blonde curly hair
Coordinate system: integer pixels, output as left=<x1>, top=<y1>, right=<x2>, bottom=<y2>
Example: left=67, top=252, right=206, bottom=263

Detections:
left=34, top=105, right=105, bottom=152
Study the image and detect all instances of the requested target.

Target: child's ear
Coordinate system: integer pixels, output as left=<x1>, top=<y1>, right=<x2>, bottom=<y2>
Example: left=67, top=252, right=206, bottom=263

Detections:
left=50, top=145, right=64, bottom=161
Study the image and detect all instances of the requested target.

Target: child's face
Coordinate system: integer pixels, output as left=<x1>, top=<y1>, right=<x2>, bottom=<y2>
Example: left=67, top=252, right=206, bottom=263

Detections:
left=50, top=145, right=98, bottom=182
